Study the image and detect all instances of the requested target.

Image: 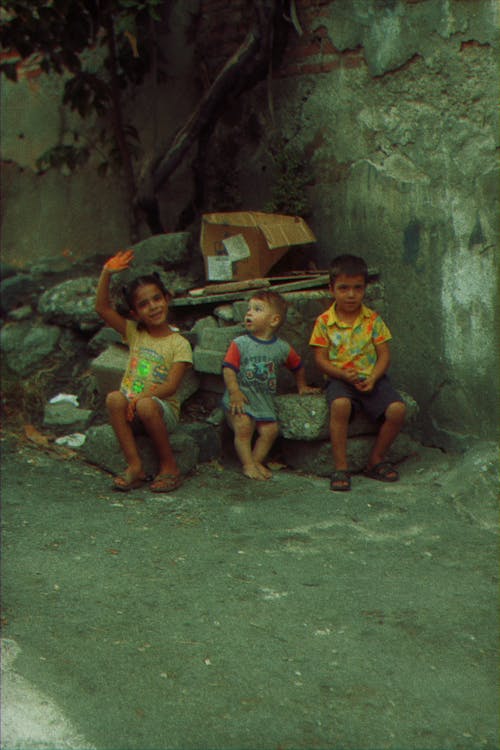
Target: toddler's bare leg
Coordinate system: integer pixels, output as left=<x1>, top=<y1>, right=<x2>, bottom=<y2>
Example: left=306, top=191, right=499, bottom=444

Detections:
left=227, top=413, right=263, bottom=480
left=253, top=421, right=279, bottom=479
left=106, top=391, right=145, bottom=480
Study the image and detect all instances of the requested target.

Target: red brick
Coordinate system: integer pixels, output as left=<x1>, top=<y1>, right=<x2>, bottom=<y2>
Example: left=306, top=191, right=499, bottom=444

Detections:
left=460, top=39, right=491, bottom=51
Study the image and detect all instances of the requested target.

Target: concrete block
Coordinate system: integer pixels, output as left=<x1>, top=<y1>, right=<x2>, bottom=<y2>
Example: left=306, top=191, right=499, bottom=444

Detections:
left=190, top=315, right=218, bottom=339
left=281, top=433, right=420, bottom=477
left=196, top=324, right=245, bottom=351
left=180, top=422, right=221, bottom=463
left=276, top=391, right=419, bottom=441
left=43, top=403, right=93, bottom=432
left=275, top=394, right=329, bottom=440
left=193, top=347, right=224, bottom=374
left=81, top=423, right=201, bottom=477
left=90, top=344, right=128, bottom=395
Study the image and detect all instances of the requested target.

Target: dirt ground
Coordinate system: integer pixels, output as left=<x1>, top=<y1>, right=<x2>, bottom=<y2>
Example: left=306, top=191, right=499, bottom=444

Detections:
left=1, top=433, right=498, bottom=750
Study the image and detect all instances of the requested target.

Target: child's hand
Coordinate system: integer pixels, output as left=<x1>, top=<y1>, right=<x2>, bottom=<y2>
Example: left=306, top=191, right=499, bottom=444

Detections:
left=104, top=249, right=134, bottom=273
left=343, top=368, right=360, bottom=385
left=355, top=375, right=375, bottom=393
left=126, top=396, right=139, bottom=421
left=228, top=389, right=248, bottom=415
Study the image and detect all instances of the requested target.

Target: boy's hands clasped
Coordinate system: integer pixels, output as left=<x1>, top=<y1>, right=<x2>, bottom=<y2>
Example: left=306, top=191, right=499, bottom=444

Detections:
left=343, top=367, right=375, bottom=393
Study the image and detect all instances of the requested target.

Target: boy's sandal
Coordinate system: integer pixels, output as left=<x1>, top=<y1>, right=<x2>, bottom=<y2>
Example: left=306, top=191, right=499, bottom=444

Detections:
left=330, top=470, right=351, bottom=492
left=150, top=473, right=183, bottom=493
left=363, top=461, right=399, bottom=483
left=113, top=472, right=147, bottom=492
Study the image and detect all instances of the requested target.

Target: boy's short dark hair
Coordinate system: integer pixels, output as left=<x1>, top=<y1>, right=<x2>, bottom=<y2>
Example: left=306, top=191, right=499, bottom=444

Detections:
left=329, top=255, right=368, bottom=284
left=250, top=290, right=288, bottom=326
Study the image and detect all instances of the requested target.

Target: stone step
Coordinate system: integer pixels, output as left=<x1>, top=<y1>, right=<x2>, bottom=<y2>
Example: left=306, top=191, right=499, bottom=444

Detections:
left=81, top=422, right=220, bottom=478
left=275, top=391, right=418, bottom=441
left=280, top=433, right=420, bottom=476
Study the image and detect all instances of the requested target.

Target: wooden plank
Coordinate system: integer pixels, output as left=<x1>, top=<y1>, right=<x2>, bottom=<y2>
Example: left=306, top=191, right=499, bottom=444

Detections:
left=172, top=282, right=329, bottom=308
left=189, top=278, right=270, bottom=296
left=269, top=274, right=330, bottom=293
left=172, top=289, right=261, bottom=307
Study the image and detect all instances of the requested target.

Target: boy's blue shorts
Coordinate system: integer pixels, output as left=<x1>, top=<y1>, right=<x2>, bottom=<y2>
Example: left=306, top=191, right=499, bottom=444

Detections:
left=325, top=375, right=403, bottom=422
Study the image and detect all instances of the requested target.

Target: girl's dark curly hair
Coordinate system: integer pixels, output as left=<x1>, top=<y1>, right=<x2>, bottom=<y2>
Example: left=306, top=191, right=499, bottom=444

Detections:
left=122, top=273, right=172, bottom=313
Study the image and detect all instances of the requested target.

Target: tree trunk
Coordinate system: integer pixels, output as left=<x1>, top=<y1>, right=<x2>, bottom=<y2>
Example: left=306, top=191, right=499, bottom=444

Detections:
left=136, top=0, right=286, bottom=234
left=104, top=11, right=141, bottom=241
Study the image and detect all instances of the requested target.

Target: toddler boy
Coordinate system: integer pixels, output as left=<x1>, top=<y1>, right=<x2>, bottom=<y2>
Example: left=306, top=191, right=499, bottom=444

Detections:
left=223, top=290, right=318, bottom=480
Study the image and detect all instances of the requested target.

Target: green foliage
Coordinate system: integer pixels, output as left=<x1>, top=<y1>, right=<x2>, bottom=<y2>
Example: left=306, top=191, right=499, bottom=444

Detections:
left=0, top=0, right=164, bottom=80
left=36, top=144, right=91, bottom=174
left=0, top=0, right=165, bottom=171
left=264, top=136, right=311, bottom=217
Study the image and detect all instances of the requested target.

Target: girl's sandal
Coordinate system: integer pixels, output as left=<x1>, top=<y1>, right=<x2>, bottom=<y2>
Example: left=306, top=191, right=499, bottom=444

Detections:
left=150, top=473, right=183, bottom=493
left=113, top=472, right=147, bottom=492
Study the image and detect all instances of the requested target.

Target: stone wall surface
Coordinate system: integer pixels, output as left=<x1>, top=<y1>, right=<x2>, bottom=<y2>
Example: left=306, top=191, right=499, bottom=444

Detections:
left=1, top=0, right=498, bottom=447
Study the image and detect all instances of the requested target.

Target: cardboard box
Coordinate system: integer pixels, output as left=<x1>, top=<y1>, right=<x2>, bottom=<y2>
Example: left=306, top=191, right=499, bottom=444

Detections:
left=200, top=211, right=316, bottom=282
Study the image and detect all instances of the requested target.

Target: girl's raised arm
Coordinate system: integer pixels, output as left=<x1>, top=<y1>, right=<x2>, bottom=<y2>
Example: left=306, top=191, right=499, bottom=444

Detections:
left=95, top=250, right=134, bottom=337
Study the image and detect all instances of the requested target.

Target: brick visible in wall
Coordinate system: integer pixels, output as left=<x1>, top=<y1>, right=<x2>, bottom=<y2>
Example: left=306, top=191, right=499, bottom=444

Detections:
left=460, top=39, right=491, bottom=51
left=277, top=2, right=365, bottom=78
left=196, top=0, right=364, bottom=81
left=0, top=50, right=42, bottom=80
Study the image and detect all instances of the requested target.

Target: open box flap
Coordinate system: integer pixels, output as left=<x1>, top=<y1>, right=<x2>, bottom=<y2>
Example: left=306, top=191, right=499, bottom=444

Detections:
left=202, top=211, right=316, bottom=250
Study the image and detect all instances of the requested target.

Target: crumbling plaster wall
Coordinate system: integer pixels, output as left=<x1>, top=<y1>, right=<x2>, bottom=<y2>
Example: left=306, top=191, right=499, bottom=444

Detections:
left=1, top=64, right=132, bottom=265
left=205, top=0, right=499, bottom=447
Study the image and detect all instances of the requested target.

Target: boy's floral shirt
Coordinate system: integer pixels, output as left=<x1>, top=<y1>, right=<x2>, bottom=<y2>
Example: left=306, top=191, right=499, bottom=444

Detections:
left=309, top=303, right=391, bottom=377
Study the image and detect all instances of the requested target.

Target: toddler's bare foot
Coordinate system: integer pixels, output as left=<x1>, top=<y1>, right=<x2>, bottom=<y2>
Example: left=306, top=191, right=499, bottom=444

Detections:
left=242, top=462, right=266, bottom=480
left=255, top=462, right=272, bottom=480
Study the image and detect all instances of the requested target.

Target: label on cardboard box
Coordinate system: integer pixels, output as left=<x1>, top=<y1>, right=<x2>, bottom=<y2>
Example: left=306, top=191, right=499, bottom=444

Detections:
left=222, top=234, right=251, bottom=262
left=207, top=255, right=233, bottom=281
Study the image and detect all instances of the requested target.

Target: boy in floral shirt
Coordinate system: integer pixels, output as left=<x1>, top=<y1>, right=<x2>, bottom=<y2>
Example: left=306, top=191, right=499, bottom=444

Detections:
left=309, top=255, right=406, bottom=491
